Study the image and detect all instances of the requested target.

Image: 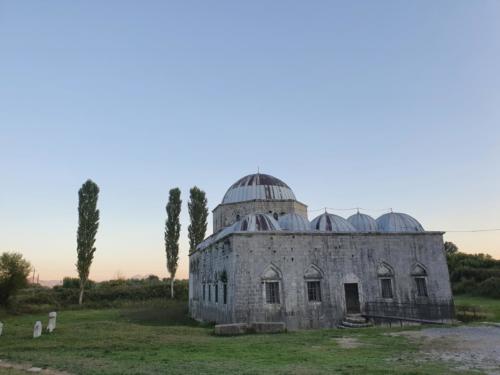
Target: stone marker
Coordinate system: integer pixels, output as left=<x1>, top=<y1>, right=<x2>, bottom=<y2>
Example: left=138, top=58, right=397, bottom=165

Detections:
left=214, top=323, right=248, bottom=336
left=33, top=321, right=42, bottom=338
left=0, top=321, right=3, bottom=336
left=47, top=312, right=57, bottom=333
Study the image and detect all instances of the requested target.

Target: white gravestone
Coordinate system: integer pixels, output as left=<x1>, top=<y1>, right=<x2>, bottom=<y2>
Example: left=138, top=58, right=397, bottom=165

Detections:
left=33, top=321, right=42, bottom=338
left=47, top=312, right=57, bottom=333
left=0, top=321, right=3, bottom=336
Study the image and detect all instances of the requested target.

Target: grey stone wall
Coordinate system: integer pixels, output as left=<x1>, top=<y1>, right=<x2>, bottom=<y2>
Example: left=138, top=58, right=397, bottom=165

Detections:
left=189, top=237, right=237, bottom=324
left=189, top=231, right=453, bottom=330
left=212, top=200, right=308, bottom=232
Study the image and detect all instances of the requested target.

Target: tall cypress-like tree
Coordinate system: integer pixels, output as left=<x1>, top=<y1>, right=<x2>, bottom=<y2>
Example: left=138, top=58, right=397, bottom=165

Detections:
left=188, top=186, right=208, bottom=253
left=165, top=188, right=181, bottom=299
left=76, top=179, right=100, bottom=305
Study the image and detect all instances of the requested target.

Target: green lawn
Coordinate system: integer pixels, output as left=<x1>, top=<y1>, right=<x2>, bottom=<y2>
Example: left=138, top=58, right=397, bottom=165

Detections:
left=454, top=295, right=500, bottom=321
left=0, top=301, right=468, bottom=375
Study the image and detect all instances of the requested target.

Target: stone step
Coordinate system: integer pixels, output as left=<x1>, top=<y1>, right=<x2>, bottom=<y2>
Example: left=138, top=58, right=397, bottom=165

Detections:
left=214, top=323, right=248, bottom=336
left=344, top=316, right=367, bottom=324
left=339, top=320, right=373, bottom=329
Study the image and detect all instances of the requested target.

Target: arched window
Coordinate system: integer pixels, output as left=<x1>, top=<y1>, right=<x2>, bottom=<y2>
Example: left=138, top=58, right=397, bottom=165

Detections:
left=261, top=265, right=281, bottom=304
left=304, top=265, right=323, bottom=302
left=411, top=264, right=428, bottom=297
left=377, top=263, right=394, bottom=299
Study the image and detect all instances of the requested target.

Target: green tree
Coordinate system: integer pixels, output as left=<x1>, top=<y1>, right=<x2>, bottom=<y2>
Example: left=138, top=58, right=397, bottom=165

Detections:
left=0, top=252, right=31, bottom=306
left=165, top=188, right=182, bottom=298
left=188, top=186, right=208, bottom=253
left=76, top=179, right=100, bottom=305
left=444, top=241, right=458, bottom=255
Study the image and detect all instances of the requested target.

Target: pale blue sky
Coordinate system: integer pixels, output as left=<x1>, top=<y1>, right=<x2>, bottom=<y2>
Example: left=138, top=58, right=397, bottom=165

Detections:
left=1, top=1, right=499, bottom=281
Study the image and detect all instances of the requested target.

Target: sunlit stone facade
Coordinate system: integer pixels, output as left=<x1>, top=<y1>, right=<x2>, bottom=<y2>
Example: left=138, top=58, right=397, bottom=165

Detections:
left=189, top=173, right=453, bottom=329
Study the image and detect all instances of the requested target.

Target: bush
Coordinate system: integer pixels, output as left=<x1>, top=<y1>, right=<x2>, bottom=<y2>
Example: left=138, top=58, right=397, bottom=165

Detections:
left=452, top=278, right=476, bottom=295
left=476, top=277, right=500, bottom=298
left=0, top=252, right=31, bottom=306
left=10, top=276, right=189, bottom=312
left=62, top=277, right=95, bottom=289
left=448, top=252, right=500, bottom=298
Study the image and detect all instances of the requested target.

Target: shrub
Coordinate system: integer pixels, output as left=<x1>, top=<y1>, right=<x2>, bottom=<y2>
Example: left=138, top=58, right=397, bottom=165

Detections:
left=0, top=252, right=31, bottom=306
left=447, top=252, right=500, bottom=298
left=476, top=277, right=500, bottom=298
left=62, top=277, right=95, bottom=289
left=10, top=276, right=189, bottom=312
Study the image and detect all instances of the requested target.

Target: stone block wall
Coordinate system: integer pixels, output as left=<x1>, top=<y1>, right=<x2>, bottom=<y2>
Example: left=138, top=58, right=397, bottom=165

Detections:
left=189, top=231, right=453, bottom=330
left=212, top=200, right=308, bottom=232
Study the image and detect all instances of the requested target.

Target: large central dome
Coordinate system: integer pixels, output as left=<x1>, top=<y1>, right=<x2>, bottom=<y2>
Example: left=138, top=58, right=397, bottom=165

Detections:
left=222, top=173, right=296, bottom=204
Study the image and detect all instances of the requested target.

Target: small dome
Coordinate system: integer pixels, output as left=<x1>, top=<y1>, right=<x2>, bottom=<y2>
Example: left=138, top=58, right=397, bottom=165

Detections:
left=376, top=212, right=424, bottom=232
left=278, top=213, right=310, bottom=231
left=222, top=173, right=296, bottom=204
left=310, top=212, right=356, bottom=232
left=234, top=213, right=281, bottom=232
left=347, top=212, right=378, bottom=232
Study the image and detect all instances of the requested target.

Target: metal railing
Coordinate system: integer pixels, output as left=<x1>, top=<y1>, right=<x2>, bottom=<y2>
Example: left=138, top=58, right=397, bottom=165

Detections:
left=454, top=304, right=487, bottom=323
left=364, top=300, right=454, bottom=324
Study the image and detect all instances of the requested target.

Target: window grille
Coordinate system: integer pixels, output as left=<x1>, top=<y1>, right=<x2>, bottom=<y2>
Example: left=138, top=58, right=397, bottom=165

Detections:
left=380, top=278, right=393, bottom=299
left=265, top=281, right=280, bottom=304
left=415, top=277, right=428, bottom=297
left=307, top=281, right=321, bottom=302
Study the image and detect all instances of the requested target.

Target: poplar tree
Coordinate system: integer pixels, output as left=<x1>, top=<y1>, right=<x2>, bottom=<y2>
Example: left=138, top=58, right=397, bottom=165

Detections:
left=165, top=188, right=181, bottom=299
left=188, top=186, right=208, bottom=253
left=76, top=179, right=100, bottom=305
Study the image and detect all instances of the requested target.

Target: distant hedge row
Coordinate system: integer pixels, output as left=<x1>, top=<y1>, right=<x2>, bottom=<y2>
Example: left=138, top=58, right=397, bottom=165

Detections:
left=12, top=276, right=188, bottom=313
left=448, top=252, right=500, bottom=298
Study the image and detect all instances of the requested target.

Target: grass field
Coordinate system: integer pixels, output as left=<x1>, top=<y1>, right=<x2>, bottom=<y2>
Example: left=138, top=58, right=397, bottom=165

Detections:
left=0, top=300, right=474, bottom=375
left=454, top=295, right=500, bottom=322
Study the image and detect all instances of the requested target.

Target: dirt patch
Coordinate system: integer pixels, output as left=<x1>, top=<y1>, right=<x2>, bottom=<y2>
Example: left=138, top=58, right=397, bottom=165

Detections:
left=0, top=359, right=71, bottom=375
left=334, top=337, right=363, bottom=349
left=393, top=326, right=500, bottom=375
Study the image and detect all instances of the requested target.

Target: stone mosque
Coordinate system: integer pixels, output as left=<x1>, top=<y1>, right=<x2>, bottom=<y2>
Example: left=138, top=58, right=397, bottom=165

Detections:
left=189, top=173, right=454, bottom=329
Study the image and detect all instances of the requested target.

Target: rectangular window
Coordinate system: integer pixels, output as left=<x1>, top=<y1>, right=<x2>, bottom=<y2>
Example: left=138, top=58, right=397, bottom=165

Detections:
left=223, top=283, right=227, bottom=304
left=215, top=284, right=218, bottom=303
left=265, top=281, right=280, bottom=304
left=415, top=277, right=428, bottom=297
left=307, top=281, right=321, bottom=302
left=208, top=284, right=211, bottom=301
left=203, top=284, right=206, bottom=301
left=380, top=278, right=393, bottom=299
